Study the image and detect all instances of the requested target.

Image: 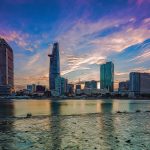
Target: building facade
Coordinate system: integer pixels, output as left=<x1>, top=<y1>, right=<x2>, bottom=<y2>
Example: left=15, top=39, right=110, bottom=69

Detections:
left=48, top=42, right=60, bottom=90
left=118, top=81, right=129, bottom=92
left=61, top=77, right=68, bottom=95
left=36, top=85, right=46, bottom=93
left=0, top=38, right=14, bottom=95
left=27, top=84, right=36, bottom=93
left=84, top=80, right=97, bottom=89
left=100, top=62, right=114, bottom=92
left=130, top=72, right=150, bottom=95
left=67, top=84, right=74, bottom=95
left=54, top=76, right=68, bottom=96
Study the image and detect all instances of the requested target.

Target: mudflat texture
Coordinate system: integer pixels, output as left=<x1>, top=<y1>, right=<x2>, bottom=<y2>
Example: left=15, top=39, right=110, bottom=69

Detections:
left=0, top=113, right=150, bottom=150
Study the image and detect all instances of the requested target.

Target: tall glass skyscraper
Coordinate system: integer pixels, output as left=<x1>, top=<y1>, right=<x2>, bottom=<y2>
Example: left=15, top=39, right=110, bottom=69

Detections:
left=100, top=61, right=114, bottom=92
left=48, top=42, right=60, bottom=90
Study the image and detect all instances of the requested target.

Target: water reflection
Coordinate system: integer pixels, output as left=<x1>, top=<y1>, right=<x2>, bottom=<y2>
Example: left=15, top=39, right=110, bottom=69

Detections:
left=98, top=102, right=117, bottom=149
left=50, top=101, right=62, bottom=150
left=0, top=99, right=150, bottom=117
left=101, top=100, right=113, bottom=113
left=0, top=101, right=15, bottom=149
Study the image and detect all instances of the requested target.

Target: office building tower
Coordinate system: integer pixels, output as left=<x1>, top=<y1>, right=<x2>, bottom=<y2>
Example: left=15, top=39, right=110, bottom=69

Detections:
left=55, top=76, right=68, bottom=96
left=100, top=61, right=114, bottom=92
left=84, top=80, right=97, bottom=89
left=48, top=42, right=60, bottom=90
left=67, top=84, right=74, bottom=95
left=0, top=38, right=14, bottom=95
left=55, top=76, right=62, bottom=96
left=130, top=72, right=150, bottom=95
left=61, top=77, right=68, bottom=95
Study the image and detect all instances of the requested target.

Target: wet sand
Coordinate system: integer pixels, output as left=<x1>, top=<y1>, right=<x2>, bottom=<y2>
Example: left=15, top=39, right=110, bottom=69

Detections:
left=0, top=112, right=150, bottom=150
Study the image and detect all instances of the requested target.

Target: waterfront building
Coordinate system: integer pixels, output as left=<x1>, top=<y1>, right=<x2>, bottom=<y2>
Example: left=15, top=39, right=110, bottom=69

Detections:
left=84, top=80, right=97, bottom=89
left=100, top=61, right=114, bottom=92
left=130, top=72, right=150, bottom=96
left=61, top=77, right=68, bottom=95
left=54, top=76, right=68, bottom=96
left=55, top=76, right=62, bottom=96
left=48, top=42, right=60, bottom=90
left=0, top=38, right=14, bottom=95
left=118, top=81, right=129, bottom=92
left=27, top=84, right=36, bottom=93
left=67, top=84, right=74, bottom=95
left=76, top=84, right=81, bottom=90
left=36, top=85, right=46, bottom=93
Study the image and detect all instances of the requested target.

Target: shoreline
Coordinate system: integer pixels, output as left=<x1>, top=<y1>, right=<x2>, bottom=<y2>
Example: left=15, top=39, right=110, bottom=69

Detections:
left=1, top=96, right=150, bottom=101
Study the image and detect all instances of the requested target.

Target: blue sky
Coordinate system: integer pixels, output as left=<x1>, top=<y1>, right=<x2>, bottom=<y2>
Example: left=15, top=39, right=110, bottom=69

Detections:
left=0, top=0, right=150, bottom=89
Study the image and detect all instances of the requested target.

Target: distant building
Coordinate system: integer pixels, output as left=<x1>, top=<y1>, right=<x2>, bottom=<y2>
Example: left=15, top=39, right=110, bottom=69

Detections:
left=55, top=76, right=62, bottom=96
left=76, top=84, right=81, bottom=90
left=84, top=80, right=97, bottom=89
left=0, top=38, right=14, bottom=95
left=130, top=72, right=150, bottom=96
left=67, top=84, right=74, bottom=95
left=54, top=76, right=68, bottom=96
left=36, top=85, right=46, bottom=93
left=100, top=61, right=114, bottom=92
left=48, top=42, right=60, bottom=91
left=27, top=84, right=36, bottom=93
left=118, top=81, right=129, bottom=92
left=61, top=77, right=68, bottom=95
left=76, top=88, right=109, bottom=96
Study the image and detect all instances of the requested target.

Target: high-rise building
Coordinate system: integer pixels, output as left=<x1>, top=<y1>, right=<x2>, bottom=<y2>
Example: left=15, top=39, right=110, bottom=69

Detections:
left=55, top=76, right=62, bottom=96
left=55, top=76, right=68, bottom=96
left=84, top=80, right=97, bottom=89
left=129, top=72, right=150, bottom=95
left=0, top=38, right=14, bottom=95
left=100, top=61, right=114, bottom=92
left=67, top=84, right=74, bottom=95
left=61, top=77, right=68, bottom=95
left=48, top=42, right=60, bottom=90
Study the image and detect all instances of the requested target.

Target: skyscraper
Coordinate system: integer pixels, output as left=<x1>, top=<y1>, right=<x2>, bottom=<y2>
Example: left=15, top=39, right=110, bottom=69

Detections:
left=100, top=61, right=114, bottom=92
left=0, top=38, right=14, bottom=95
left=48, top=42, right=60, bottom=90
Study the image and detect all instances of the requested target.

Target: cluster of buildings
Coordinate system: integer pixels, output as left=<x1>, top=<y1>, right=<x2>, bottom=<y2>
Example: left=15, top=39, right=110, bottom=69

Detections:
left=119, top=72, right=150, bottom=97
left=0, top=38, right=150, bottom=98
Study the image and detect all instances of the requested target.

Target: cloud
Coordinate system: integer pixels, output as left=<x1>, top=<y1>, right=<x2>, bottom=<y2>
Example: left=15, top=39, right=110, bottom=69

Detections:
left=130, top=67, right=150, bottom=73
left=129, top=49, right=150, bottom=63
left=0, top=30, right=33, bottom=51
left=56, top=14, right=150, bottom=80
left=27, top=53, right=40, bottom=67
left=115, top=72, right=129, bottom=76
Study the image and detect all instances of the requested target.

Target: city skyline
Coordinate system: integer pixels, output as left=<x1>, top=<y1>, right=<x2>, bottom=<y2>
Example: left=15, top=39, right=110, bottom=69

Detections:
left=0, top=0, right=150, bottom=90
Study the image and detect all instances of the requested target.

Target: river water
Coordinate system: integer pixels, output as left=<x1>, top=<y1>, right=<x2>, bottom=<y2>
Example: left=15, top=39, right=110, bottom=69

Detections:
left=0, top=99, right=150, bottom=150
left=0, top=99, right=150, bottom=117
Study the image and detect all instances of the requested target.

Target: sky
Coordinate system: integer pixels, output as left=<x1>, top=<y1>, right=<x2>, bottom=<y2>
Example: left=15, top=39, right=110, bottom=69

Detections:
left=0, top=0, right=150, bottom=90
